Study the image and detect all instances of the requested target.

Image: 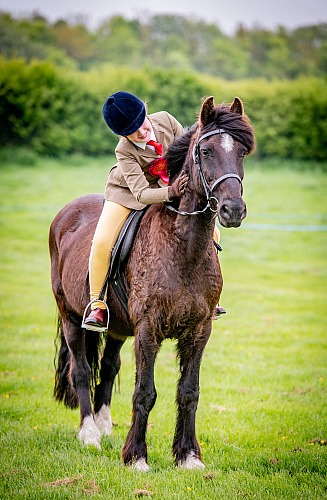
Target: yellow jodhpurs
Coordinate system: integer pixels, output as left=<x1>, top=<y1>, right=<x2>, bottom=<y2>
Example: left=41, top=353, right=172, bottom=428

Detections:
left=89, top=201, right=131, bottom=310
left=214, top=224, right=220, bottom=244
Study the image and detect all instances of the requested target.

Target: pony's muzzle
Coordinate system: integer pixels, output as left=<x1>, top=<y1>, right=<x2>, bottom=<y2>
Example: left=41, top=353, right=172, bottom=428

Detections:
left=218, top=198, right=247, bottom=227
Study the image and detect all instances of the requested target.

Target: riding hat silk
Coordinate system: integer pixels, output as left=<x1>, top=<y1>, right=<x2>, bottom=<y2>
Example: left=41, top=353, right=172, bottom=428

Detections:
left=102, top=91, right=146, bottom=136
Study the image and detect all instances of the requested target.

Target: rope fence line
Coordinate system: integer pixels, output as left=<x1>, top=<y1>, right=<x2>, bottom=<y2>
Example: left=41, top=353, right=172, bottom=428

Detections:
left=1, top=205, right=327, bottom=232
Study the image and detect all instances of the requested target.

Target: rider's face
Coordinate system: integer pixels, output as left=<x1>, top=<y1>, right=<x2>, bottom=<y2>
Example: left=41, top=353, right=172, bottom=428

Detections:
left=126, top=117, right=152, bottom=143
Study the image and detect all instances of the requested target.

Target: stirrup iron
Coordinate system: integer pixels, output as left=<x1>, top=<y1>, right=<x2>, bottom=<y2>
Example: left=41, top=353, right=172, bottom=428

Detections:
left=81, top=299, right=110, bottom=332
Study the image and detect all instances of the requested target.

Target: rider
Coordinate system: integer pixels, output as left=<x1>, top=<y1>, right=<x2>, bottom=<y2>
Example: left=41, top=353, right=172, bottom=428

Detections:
left=84, top=91, right=225, bottom=331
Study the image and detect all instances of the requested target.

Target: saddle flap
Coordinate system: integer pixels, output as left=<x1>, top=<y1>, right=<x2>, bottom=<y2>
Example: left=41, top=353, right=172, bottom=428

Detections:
left=110, top=207, right=149, bottom=278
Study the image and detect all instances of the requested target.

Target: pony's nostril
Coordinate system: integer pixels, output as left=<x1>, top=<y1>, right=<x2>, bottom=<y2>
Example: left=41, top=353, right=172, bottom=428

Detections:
left=220, top=204, right=231, bottom=219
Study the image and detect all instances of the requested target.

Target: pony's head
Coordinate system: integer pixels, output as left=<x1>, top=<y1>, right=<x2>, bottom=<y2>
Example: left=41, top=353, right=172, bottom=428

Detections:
left=167, top=96, right=255, bottom=227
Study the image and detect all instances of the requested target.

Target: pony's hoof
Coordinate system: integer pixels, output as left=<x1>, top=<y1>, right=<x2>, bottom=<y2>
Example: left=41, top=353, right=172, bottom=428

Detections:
left=78, top=415, right=102, bottom=450
left=131, top=458, right=150, bottom=472
left=178, top=452, right=205, bottom=470
left=94, top=404, right=112, bottom=437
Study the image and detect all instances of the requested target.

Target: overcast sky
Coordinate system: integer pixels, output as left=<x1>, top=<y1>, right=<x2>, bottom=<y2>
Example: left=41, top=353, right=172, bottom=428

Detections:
left=1, top=0, right=326, bottom=34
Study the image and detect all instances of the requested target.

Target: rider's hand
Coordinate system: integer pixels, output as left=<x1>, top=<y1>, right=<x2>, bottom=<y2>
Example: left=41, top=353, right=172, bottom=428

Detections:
left=168, top=171, right=189, bottom=199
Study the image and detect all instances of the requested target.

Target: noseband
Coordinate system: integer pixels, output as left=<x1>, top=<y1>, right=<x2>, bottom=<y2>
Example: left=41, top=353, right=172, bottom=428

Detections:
left=165, top=128, right=243, bottom=216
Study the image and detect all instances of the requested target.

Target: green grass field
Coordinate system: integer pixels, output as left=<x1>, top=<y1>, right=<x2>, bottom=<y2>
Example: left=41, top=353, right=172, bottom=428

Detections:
left=0, top=155, right=326, bottom=499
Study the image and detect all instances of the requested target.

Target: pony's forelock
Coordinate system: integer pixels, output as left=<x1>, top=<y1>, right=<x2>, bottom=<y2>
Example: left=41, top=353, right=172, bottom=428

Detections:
left=166, top=104, right=255, bottom=182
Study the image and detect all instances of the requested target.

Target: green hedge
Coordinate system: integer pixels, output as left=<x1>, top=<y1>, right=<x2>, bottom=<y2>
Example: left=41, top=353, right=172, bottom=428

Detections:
left=209, top=77, right=327, bottom=161
left=0, top=58, right=110, bottom=155
left=0, top=57, right=326, bottom=160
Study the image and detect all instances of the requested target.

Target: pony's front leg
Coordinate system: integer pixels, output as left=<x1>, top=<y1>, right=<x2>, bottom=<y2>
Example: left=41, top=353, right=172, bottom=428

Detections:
left=122, top=328, right=159, bottom=471
left=173, top=323, right=212, bottom=469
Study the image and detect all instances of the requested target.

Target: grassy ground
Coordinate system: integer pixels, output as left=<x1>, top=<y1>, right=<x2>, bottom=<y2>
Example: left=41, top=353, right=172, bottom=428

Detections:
left=0, top=154, right=326, bottom=499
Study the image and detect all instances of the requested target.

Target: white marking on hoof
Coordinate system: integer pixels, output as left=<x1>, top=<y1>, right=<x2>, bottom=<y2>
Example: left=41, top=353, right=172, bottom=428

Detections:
left=78, top=415, right=102, bottom=450
left=94, top=404, right=112, bottom=437
left=221, top=133, right=234, bottom=152
left=179, top=451, right=205, bottom=470
left=131, top=457, right=150, bottom=472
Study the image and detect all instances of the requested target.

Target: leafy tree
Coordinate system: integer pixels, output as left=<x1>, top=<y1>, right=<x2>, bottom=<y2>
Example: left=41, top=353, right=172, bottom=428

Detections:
left=52, top=20, right=96, bottom=67
left=0, top=11, right=326, bottom=80
left=0, top=13, right=47, bottom=60
left=207, top=36, right=249, bottom=79
left=96, top=16, right=142, bottom=67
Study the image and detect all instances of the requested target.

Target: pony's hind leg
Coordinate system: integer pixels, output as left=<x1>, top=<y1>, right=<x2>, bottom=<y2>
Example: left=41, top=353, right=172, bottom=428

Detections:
left=173, top=324, right=212, bottom=469
left=122, top=328, right=159, bottom=471
left=62, top=314, right=101, bottom=450
left=93, top=336, right=124, bottom=437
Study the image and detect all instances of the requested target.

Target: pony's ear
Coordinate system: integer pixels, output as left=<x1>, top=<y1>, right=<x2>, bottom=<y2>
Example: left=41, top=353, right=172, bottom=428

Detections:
left=230, top=97, right=244, bottom=115
left=199, top=96, right=215, bottom=126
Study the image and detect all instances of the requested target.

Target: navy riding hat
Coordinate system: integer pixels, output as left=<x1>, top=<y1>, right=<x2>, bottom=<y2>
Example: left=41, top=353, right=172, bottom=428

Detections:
left=102, top=91, right=146, bottom=136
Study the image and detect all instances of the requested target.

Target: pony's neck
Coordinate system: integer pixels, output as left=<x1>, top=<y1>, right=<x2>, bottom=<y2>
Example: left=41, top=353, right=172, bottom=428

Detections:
left=174, top=192, right=215, bottom=265
left=168, top=135, right=215, bottom=264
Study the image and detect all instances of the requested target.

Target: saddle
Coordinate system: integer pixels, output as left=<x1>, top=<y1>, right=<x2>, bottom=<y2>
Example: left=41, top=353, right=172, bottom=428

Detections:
left=98, top=206, right=149, bottom=315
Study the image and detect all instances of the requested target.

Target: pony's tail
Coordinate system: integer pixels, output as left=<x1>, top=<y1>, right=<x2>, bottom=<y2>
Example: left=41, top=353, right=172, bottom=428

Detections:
left=53, top=313, right=78, bottom=408
left=54, top=312, right=105, bottom=409
left=86, top=329, right=106, bottom=404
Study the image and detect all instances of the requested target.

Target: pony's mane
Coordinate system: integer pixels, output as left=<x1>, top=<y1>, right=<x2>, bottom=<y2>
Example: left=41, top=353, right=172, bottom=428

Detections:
left=166, top=124, right=196, bottom=181
left=166, top=104, right=255, bottom=180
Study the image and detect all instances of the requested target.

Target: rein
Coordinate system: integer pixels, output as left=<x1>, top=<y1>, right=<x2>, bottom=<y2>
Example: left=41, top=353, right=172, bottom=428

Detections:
left=165, top=128, right=243, bottom=217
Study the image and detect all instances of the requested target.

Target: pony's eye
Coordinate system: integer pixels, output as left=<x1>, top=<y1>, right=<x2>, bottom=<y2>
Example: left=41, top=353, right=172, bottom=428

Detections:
left=241, top=149, right=248, bottom=158
left=201, top=149, right=209, bottom=157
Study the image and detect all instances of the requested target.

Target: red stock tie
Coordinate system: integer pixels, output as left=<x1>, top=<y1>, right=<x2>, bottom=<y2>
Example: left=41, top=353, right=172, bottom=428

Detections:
left=146, top=140, right=163, bottom=156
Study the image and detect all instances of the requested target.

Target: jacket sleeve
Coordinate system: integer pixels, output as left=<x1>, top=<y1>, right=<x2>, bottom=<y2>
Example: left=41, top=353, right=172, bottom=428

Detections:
left=115, top=150, right=171, bottom=204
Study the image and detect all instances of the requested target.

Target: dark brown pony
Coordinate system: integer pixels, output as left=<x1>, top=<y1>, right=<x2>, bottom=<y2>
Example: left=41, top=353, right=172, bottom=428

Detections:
left=49, top=97, right=255, bottom=471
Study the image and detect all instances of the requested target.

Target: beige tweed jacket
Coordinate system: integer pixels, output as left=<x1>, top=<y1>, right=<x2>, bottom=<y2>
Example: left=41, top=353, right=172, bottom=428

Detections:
left=104, top=111, right=184, bottom=210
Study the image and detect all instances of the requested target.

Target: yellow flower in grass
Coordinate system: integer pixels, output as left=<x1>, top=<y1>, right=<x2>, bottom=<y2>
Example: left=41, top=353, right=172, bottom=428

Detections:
left=34, top=426, right=37, bottom=431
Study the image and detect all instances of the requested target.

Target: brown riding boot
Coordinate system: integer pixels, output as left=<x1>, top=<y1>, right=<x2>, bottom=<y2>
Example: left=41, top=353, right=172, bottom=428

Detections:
left=212, top=305, right=226, bottom=320
left=84, top=308, right=106, bottom=331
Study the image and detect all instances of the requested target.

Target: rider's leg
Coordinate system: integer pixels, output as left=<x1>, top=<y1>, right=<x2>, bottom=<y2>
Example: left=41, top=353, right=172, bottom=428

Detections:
left=88, top=200, right=131, bottom=311
left=213, top=224, right=220, bottom=245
